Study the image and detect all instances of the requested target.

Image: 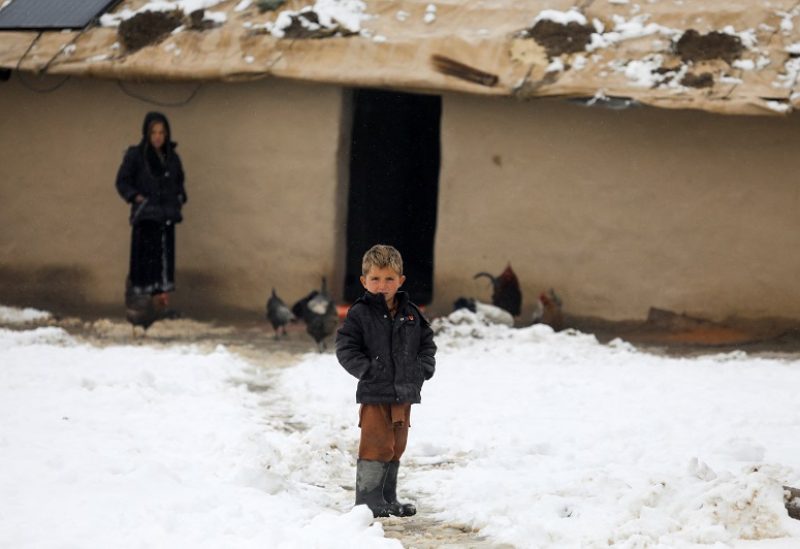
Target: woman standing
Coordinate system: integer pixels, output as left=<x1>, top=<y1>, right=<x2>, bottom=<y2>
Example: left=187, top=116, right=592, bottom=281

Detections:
left=116, top=112, right=187, bottom=312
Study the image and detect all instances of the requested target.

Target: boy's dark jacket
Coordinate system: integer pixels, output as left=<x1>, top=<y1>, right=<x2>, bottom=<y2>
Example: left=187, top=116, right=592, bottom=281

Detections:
left=336, top=291, right=436, bottom=404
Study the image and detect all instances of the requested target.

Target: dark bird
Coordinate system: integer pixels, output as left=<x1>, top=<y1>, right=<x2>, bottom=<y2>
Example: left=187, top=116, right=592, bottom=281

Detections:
left=532, top=289, right=564, bottom=331
left=124, top=279, right=177, bottom=337
left=474, top=263, right=522, bottom=316
left=292, top=277, right=339, bottom=352
left=266, top=288, right=294, bottom=339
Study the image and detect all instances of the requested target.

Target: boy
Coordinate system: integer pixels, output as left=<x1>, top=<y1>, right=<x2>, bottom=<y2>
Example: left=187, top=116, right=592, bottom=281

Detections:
left=335, top=244, right=437, bottom=518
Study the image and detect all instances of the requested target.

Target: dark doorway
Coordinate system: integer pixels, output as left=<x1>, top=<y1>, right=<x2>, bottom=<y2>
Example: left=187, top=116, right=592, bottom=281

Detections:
left=344, top=89, right=441, bottom=304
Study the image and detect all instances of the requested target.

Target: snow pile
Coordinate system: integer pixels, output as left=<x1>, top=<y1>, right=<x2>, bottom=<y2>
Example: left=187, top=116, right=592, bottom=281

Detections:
left=0, top=328, right=398, bottom=548
left=0, top=305, right=51, bottom=324
left=587, top=13, right=679, bottom=51
left=234, top=0, right=251, bottom=12
left=0, top=326, right=73, bottom=346
left=431, top=308, right=541, bottom=346
left=776, top=57, right=800, bottom=89
left=423, top=3, right=436, bottom=25
left=100, top=0, right=227, bottom=27
left=533, top=9, right=588, bottom=26
left=777, top=7, right=800, bottom=35
left=258, top=0, right=368, bottom=38
left=279, top=323, right=800, bottom=548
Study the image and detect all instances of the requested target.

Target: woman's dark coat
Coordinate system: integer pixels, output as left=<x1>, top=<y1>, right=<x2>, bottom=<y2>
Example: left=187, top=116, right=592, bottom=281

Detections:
left=115, top=112, right=187, bottom=225
left=336, top=291, right=436, bottom=404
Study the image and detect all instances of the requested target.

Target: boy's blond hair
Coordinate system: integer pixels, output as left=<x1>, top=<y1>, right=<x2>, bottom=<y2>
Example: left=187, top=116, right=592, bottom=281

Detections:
left=362, top=244, right=404, bottom=276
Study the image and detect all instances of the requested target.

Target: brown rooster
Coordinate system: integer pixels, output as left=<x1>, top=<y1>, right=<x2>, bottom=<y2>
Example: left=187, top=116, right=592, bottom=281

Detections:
left=532, top=289, right=564, bottom=332
left=473, top=263, right=522, bottom=317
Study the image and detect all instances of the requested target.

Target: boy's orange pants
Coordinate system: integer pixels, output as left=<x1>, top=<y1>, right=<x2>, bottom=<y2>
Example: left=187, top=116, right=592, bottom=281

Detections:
left=358, top=403, right=411, bottom=462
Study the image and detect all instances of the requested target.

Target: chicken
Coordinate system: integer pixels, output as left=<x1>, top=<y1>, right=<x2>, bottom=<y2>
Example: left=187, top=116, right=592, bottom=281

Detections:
left=532, top=289, right=564, bottom=331
left=266, top=288, right=293, bottom=339
left=124, top=279, right=177, bottom=336
left=453, top=297, right=514, bottom=327
left=292, top=277, right=339, bottom=352
left=473, top=263, right=522, bottom=317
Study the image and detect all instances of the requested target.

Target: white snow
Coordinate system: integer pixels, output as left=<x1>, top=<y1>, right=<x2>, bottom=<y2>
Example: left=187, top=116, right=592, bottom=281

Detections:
left=721, top=26, right=758, bottom=50
left=3, top=316, right=800, bottom=548
left=234, top=0, right=251, bottom=12
left=588, top=14, right=679, bottom=51
left=0, top=327, right=398, bottom=549
left=279, top=318, right=800, bottom=548
left=617, top=54, right=665, bottom=87
left=775, top=57, right=800, bottom=88
left=777, top=9, right=799, bottom=35
left=423, top=3, right=436, bottom=24
left=572, top=55, right=589, bottom=71
left=100, top=0, right=226, bottom=27
left=262, top=0, right=367, bottom=38
left=0, top=305, right=51, bottom=324
left=546, top=58, right=565, bottom=73
left=720, top=74, right=744, bottom=85
left=203, top=10, right=227, bottom=24
left=533, top=9, right=587, bottom=27
left=87, top=53, right=112, bottom=62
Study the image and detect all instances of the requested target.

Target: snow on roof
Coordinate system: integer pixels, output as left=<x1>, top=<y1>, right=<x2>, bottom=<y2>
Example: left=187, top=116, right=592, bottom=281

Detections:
left=1, top=0, right=800, bottom=116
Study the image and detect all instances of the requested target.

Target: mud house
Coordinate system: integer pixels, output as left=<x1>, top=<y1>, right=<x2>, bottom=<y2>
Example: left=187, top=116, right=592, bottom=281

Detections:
left=0, top=0, right=798, bottom=327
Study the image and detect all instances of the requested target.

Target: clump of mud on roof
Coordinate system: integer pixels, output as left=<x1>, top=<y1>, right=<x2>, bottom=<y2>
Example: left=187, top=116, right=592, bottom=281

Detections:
left=280, top=11, right=348, bottom=39
left=675, top=30, right=744, bottom=64
left=680, top=72, right=714, bottom=88
left=118, top=10, right=183, bottom=52
left=188, top=9, right=215, bottom=30
left=518, top=18, right=594, bottom=58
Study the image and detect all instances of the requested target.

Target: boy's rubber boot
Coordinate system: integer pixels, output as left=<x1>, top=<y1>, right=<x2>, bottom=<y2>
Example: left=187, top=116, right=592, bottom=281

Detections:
left=355, top=459, right=392, bottom=518
left=383, top=461, right=417, bottom=517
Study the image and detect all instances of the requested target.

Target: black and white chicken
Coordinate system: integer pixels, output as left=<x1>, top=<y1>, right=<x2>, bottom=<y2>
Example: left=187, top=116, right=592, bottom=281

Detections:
left=266, top=288, right=294, bottom=339
left=292, top=277, right=339, bottom=352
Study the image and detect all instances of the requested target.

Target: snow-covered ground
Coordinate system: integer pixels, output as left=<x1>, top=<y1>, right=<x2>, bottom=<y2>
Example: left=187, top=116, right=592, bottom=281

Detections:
left=2, top=308, right=800, bottom=548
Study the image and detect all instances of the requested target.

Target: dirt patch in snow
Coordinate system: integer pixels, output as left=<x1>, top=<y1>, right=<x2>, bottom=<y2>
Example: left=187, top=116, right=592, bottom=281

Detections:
left=118, top=10, right=184, bottom=52
left=381, top=516, right=513, bottom=549
left=524, top=19, right=594, bottom=57
left=675, top=30, right=744, bottom=64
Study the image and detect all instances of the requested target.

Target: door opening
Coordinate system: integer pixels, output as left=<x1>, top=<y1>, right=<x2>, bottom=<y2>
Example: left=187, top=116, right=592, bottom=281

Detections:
left=344, top=88, right=441, bottom=305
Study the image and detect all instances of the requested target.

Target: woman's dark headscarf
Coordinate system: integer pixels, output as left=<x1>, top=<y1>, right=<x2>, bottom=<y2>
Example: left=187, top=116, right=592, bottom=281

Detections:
left=140, top=111, right=176, bottom=175
left=140, top=111, right=176, bottom=151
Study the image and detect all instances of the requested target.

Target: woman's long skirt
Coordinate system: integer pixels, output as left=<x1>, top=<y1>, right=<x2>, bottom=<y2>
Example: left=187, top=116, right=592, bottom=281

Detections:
left=128, top=221, right=175, bottom=295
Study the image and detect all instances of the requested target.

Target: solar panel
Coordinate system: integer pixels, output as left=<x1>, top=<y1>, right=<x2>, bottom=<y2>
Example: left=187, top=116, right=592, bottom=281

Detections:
left=0, top=0, right=121, bottom=30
